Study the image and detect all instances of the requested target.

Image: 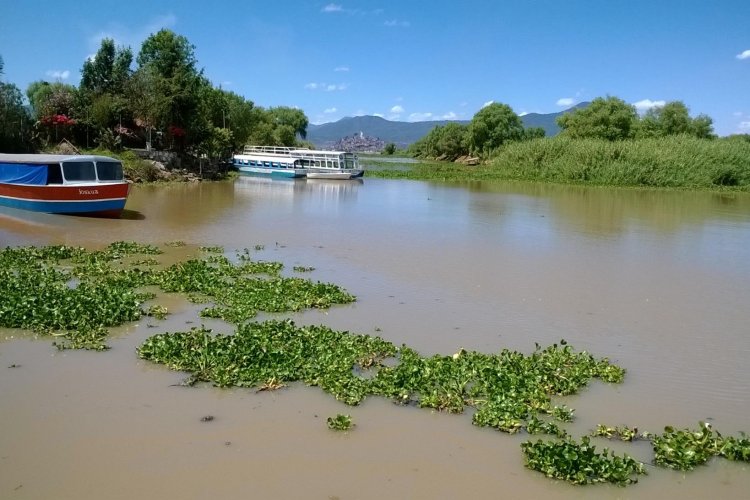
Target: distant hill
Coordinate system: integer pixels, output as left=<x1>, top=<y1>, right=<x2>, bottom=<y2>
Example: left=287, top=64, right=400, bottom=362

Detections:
left=306, top=103, right=589, bottom=148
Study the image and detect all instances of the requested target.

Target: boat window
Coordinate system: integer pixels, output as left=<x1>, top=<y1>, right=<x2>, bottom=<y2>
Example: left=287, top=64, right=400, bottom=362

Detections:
left=96, top=160, right=123, bottom=181
left=62, top=161, right=96, bottom=182
left=47, top=164, right=63, bottom=184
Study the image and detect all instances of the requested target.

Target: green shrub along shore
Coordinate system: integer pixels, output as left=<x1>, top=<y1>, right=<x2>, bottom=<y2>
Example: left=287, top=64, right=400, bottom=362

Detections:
left=367, top=135, right=750, bottom=190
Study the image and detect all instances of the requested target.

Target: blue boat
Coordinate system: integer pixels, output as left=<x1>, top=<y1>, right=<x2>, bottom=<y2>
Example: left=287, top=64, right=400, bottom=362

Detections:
left=0, top=154, right=130, bottom=217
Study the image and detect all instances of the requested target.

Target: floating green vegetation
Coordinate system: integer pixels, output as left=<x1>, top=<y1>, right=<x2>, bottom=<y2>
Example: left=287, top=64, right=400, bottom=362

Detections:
left=0, top=243, right=355, bottom=350
left=521, top=436, right=646, bottom=486
left=651, top=422, right=750, bottom=470
left=293, top=266, right=315, bottom=272
left=137, top=319, right=750, bottom=487
left=327, top=414, right=354, bottom=431
left=200, top=245, right=224, bottom=253
left=592, top=424, right=648, bottom=442
left=138, top=321, right=621, bottom=427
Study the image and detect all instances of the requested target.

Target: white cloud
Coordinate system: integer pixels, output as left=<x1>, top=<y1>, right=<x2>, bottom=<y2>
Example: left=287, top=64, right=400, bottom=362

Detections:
left=373, top=113, right=384, bottom=118
left=739, top=121, right=750, bottom=131
left=46, top=70, right=70, bottom=80
left=322, top=3, right=343, bottom=12
left=408, top=112, right=433, bottom=121
left=384, top=19, right=410, bottom=27
left=305, top=82, right=347, bottom=91
left=324, top=107, right=337, bottom=113
left=556, top=97, right=575, bottom=107
left=733, top=111, right=743, bottom=117
left=482, top=100, right=494, bottom=108
left=736, top=49, right=750, bottom=60
left=390, top=105, right=404, bottom=113
left=519, top=111, right=529, bottom=117
left=442, top=112, right=457, bottom=119
left=334, top=66, right=349, bottom=72
left=633, top=99, right=666, bottom=111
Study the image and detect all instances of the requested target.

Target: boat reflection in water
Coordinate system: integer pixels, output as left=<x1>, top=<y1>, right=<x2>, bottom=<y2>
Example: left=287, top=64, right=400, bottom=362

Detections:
left=233, top=175, right=362, bottom=206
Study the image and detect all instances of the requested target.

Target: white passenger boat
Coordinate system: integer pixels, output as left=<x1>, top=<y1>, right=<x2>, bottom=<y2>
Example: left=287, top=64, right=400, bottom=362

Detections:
left=232, top=146, right=363, bottom=180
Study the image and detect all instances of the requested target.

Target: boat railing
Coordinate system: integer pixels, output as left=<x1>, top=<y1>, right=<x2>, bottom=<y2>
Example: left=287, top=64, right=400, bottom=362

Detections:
left=242, top=145, right=302, bottom=155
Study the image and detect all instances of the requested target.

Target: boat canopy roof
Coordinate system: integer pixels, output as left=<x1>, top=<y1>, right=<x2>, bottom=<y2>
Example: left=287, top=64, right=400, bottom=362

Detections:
left=241, top=145, right=353, bottom=157
left=0, top=153, right=120, bottom=164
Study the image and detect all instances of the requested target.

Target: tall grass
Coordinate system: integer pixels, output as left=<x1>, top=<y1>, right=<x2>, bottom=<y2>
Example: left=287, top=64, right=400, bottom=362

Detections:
left=489, top=136, right=750, bottom=189
left=367, top=136, right=750, bottom=190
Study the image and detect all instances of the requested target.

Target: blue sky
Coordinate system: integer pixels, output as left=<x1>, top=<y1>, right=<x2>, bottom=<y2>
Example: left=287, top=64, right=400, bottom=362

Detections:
left=1, top=0, right=749, bottom=135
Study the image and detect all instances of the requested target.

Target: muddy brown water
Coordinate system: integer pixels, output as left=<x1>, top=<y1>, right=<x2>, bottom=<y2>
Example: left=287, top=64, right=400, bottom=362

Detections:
left=1, top=176, right=749, bottom=499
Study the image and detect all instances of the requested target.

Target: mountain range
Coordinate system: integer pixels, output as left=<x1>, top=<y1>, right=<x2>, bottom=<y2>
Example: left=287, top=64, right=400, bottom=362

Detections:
left=306, top=102, right=589, bottom=148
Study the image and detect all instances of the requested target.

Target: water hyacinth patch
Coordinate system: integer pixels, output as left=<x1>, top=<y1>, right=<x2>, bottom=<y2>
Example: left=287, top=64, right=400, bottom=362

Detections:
left=0, top=243, right=355, bottom=350
left=138, top=322, right=625, bottom=428
left=651, top=422, right=750, bottom=470
left=327, top=414, right=354, bottom=431
left=521, top=436, right=646, bottom=486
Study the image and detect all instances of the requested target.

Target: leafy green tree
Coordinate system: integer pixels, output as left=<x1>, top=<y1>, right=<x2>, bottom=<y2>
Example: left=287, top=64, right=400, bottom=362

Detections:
left=557, top=96, right=638, bottom=141
left=690, top=114, right=714, bottom=139
left=522, top=126, right=546, bottom=140
left=137, top=29, right=197, bottom=79
left=466, top=102, right=524, bottom=155
left=125, top=66, right=171, bottom=147
left=0, top=80, right=32, bottom=152
left=409, top=122, right=468, bottom=159
left=26, top=81, right=78, bottom=119
left=268, top=106, right=308, bottom=139
left=636, top=101, right=714, bottom=139
left=80, top=39, right=133, bottom=95
left=223, top=91, right=256, bottom=147
left=436, top=122, right=469, bottom=158
left=198, top=126, right=233, bottom=159
left=136, top=29, right=203, bottom=146
left=383, top=142, right=396, bottom=155
left=273, top=124, right=297, bottom=146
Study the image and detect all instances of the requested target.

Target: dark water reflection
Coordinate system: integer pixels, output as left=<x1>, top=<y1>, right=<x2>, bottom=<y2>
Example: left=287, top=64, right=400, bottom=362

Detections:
left=1, top=177, right=749, bottom=499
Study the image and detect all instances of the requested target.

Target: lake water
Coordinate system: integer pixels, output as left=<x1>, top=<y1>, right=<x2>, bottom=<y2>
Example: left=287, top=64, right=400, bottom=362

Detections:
left=1, top=176, right=749, bottom=499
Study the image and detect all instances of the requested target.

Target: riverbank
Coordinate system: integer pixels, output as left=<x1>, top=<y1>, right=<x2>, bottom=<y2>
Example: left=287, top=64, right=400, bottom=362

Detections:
left=82, top=148, right=231, bottom=183
left=366, top=136, right=750, bottom=191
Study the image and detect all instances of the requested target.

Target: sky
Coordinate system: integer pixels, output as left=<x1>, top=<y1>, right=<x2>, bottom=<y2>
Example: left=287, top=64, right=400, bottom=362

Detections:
left=1, top=0, right=749, bottom=135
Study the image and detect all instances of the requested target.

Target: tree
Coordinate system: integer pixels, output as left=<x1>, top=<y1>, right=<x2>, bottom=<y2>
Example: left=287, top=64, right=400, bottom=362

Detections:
left=522, top=127, right=546, bottom=140
left=81, top=39, right=133, bottom=96
left=125, top=66, right=172, bottom=148
left=636, top=101, right=714, bottom=139
left=383, top=142, right=396, bottom=155
left=26, top=81, right=78, bottom=119
left=137, top=29, right=197, bottom=80
left=223, top=91, right=256, bottom=147
left=135, top=30, right=204, bottom=147
left=466, top=102, right=524, bottom=155
left=557, top=96, right=638, bottom=140
left=0, top=81, right=32, bottom=152
left=268, top=106, right=308, bottom=139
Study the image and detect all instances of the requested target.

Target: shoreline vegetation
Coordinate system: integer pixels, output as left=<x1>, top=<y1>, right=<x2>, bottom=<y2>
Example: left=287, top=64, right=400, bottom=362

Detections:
left=2, top=242, right=749, bottom=487
left=367, top=135, right=750, bottom=191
